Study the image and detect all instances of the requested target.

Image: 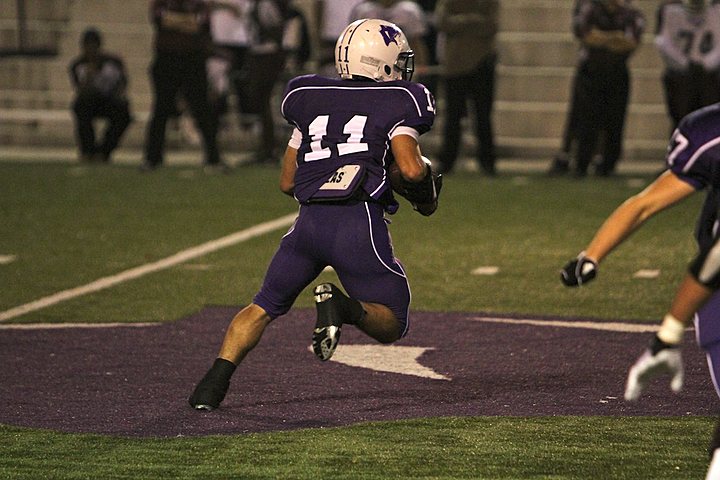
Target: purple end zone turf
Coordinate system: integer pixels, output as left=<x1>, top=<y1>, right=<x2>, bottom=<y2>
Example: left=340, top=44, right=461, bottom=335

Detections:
left=0, top=308, right=716, bottom=437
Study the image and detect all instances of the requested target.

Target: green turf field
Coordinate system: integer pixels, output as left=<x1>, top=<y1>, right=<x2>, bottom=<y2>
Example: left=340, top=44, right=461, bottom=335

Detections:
left=0, top=161, right=714, bottom=479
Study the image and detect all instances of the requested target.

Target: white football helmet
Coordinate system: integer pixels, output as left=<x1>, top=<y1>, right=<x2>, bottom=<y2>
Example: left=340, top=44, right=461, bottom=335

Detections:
left=335, top=18, right=414, bottom=82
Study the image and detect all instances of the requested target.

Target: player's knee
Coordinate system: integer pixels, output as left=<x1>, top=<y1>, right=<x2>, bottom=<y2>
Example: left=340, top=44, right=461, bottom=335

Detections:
left=380, top=316, right=407, bottom=344
left=381, top=322, right=404, bottom=344
left=375, top=328, right=402, bottom=344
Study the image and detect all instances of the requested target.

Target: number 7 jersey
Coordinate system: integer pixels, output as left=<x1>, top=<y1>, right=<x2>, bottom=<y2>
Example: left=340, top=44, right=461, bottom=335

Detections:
left=280, top=74, right=435, bottom=209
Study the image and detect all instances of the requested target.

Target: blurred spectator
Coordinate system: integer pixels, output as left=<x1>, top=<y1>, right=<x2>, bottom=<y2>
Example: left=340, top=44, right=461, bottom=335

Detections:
left=434, top=0, right=499, bottom=176
left=553, top=0, right=645, bottom=178
left=68, top=27, right=131, bottom=163
left=206, top=1, right=255, bottom=129
left=282, top=2, right=312, bottom=75
left=317, top=0, right=365, bottom=75
left=548, top=0, right=591, bottom=176
left=415, top=0, right=440, bottom=95
left=349, top=0, right=431, bottom=80
left=143, top=0, right=228, bottom=172
left=655, top=0, right=720, bottom=132
left=242, top=0, right=292, bottom=164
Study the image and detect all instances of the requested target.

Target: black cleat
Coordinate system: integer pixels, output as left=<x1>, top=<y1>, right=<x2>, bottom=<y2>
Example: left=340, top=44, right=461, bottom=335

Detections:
left=312, top=283, right=345, bottom=361
left=188, top=358, right=236, bottom=410
left=188, top=379, right=228, bottom=411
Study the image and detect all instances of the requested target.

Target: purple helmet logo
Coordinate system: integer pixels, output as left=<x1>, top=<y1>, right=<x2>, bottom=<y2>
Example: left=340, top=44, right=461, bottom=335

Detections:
left=379, top=25, right=400, bottom=46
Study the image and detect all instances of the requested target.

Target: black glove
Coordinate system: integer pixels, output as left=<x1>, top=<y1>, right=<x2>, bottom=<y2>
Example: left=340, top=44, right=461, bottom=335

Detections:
left=394, top=158, right=443, bottom=216
left=560, top=252, right=597, bottom=286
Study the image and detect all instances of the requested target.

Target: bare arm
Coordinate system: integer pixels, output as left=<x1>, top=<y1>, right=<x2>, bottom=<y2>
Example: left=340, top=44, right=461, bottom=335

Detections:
left=390, top=134, right=427, bottom=182
left=390, top=133, right=441, bottom=216
left=582, top=28, right=637, bottom=53
left=279, top=146, right=298, bottom=196
left=161, top=11, right=200, bottom=33
left=584, top=171, right=696, bottom=263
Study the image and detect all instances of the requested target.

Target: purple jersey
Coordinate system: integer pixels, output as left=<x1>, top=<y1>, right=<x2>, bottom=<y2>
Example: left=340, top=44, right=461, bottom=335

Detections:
left=667, top=103, right=720, bottom=349
left=667, top=103, right=720, bottom=190
left=281, top=74, right=435, bottom=208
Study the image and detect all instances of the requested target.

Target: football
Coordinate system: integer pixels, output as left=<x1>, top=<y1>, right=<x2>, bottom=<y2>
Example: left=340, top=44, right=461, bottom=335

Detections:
left=388, top=156, right=432, bottom=190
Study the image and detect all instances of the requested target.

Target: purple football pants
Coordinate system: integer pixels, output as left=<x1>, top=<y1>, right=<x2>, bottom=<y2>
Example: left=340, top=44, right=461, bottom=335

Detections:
left=253, top=201, right=411, bottom=336
left=696, top=292, right=720, bottom=399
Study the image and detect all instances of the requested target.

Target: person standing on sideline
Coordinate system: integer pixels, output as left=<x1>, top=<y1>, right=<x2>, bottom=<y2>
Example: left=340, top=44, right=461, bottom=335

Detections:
left=242, top=0, right=290, bottom=164
left=68, top=28, right=131, bottom=164
left=655, top=0, right=720, bottom=132
left=206, top=0, right=254, bottom=129
left=434, top=0, right=499, bottom=176
left=559, top=102, right=720, bottom=480
left=560, top=0, right=644, bottom=177
left=188, top=18, right=442, bottom=411
left=547, top=0, right=591, bottom=176
left=316, top=0, right=365, bottom=75
left=349, top=0, right=432, bottom=80
left=143, top=0, right=228, bottom=172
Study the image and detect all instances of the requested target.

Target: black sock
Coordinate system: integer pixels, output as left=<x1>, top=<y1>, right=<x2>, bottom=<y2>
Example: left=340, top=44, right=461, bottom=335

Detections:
left=339, top=292, right=366, bottom=325
left=202, top=358, right=237, bottom=386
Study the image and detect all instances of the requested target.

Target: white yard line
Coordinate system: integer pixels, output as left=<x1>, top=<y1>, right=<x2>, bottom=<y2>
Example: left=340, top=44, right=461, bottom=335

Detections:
left=471, top=316, right=663, bottom=333
left=0, top=322, right=159, bottom=330
left=0, top=213, right=297, bottom=322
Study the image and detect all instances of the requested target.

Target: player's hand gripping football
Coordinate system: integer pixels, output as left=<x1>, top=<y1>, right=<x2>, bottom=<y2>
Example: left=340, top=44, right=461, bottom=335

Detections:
left=390, top=156, right=442, bottom=216
left=624, top=334, right=684, bottom=401
left=560, top=252, right=597, bottom=286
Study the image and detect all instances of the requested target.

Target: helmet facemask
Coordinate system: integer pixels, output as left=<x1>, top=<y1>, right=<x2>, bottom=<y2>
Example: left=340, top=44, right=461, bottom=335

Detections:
left=395, top=51, right=415, bottom=81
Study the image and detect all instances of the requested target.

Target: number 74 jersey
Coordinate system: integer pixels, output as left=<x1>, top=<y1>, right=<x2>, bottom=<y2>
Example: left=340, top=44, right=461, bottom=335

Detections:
left=280, top=74, right=436, bottom=206
left=655, top=2, right=720, bottom=70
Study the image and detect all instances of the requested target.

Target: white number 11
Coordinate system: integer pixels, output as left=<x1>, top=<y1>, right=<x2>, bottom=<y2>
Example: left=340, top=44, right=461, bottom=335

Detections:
left=305, top=115, right=369, bottom=161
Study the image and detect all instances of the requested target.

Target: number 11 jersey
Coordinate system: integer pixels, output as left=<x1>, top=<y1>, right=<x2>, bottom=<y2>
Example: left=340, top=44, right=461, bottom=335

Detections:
left=281, top=74, right=435, bottom=209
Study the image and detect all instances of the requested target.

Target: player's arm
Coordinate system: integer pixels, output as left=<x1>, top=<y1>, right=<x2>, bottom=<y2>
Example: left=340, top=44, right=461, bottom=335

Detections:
left=391, top=134, right=426, bottom=182
left=390, top=134, right=442, bottom=216
left=279, top=146, right=298, bottom=197
left=622, top=271, right=711, bottom=402
left=585, top=171, right=695, bottom=262
left=561, top=171, right=695, bottom=286
left=279, top=127, right=302, bottom=197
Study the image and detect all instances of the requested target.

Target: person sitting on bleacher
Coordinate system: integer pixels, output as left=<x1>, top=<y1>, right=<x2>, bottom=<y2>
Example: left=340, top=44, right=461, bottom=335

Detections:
left=68, top=28, right=132, bottom=164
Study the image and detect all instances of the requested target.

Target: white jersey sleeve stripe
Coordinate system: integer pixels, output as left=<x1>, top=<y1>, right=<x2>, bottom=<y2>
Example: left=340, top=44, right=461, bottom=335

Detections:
left=683, top=136, right=720, bottom=173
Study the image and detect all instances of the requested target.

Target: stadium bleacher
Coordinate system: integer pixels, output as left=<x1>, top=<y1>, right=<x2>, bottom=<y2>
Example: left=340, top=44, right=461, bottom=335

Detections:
left=0, top=0, right=669, bottom=161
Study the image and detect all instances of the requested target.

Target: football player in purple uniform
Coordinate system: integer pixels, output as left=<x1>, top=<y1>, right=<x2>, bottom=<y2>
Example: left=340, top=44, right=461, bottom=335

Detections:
left=560, top=102, right=720, bottom=478
left=188, top=18, right=442, bottom=411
